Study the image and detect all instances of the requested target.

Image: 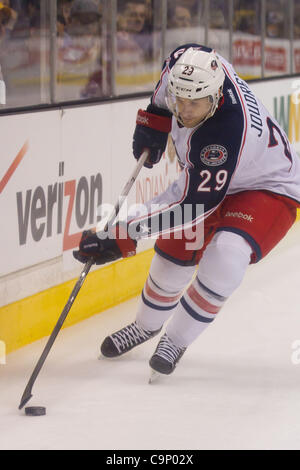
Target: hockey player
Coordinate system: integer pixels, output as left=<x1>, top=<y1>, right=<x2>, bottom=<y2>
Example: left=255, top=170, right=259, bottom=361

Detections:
left=73, top=44, right=300, bottom=377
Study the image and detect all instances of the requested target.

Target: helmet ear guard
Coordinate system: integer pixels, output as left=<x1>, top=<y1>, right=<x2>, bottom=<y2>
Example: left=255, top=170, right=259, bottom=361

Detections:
left=166, top=47, right=225, bottom=126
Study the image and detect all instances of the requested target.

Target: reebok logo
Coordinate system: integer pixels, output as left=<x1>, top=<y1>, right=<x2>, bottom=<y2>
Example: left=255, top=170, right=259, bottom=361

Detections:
left=136, top=115, right=149, bottom=126
left=225, top=211, right=254, bottom=222
left=85, top=242, right=98, bottom=249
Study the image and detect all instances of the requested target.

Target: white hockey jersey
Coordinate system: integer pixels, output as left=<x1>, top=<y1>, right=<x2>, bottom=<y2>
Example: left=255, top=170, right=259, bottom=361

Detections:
left=128, top=43, right=300, bottom=239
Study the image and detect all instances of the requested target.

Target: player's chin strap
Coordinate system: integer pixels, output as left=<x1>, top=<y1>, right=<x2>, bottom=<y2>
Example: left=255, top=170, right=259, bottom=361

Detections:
left=18, top=150, right=150, bottom=411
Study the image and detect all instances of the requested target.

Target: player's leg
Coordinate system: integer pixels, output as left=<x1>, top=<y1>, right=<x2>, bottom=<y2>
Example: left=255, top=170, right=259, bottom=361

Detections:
left=149, top=190, right=298, bottom=375
left=150, top=231, right=252, bottom=374
left=136, top=253, right=196, bottom=331
left=100, top=206, right=219, bottom=359
left=100, top=250, right=196, bottom=358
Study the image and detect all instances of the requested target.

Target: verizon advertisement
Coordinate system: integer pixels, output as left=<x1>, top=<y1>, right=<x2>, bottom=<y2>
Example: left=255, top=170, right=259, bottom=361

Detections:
left=0, top=101, right=179, bottom=277
left=2, top=76, right=298, bottom=278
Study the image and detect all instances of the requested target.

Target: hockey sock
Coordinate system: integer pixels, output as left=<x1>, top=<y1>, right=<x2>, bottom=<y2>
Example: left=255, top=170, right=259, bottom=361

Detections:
left=166, top=231, right=252, bottom=347
left=136, top=274, right=183, bottom=331
left=136, top=254, right=195, bottom=332
left=166, top=278, right=226, bottom=348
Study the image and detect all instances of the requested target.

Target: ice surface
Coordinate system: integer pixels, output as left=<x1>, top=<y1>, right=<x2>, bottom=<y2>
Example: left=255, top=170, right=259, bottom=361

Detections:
left=0, top=223, right=300, bottom=450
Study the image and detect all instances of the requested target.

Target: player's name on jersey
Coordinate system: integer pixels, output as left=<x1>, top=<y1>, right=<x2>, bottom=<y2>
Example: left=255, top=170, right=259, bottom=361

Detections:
left=234, top=74, right=263, bottom=137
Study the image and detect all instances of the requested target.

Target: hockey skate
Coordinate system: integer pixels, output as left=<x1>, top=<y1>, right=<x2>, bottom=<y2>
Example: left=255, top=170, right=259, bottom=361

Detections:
left=100, top=321, right=161, bottom=358
left=148, top=334, right=186, bottom=382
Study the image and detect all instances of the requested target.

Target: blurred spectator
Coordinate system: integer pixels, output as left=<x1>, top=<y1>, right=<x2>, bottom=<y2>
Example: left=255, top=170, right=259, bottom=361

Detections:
left=115, top=0, right=158, bottom=94
left=57, top=0, right=103, bottom=100
left=167, top=0, right=203, bottom=30
left=9, top=0, right=41, bottom=38
left=0, top=3, right=12, bottom=34
left=168, top=4, right=192, bottom=29
left=117, top=0, right=153, bottom=59
left=117, top=0, right=147, bottom=34
left=210, top=8, right=227, bottom=29
left=265, top=0, right=289, bottom=39
left=82, top=0, right=159, bottom=98
left=234, top=9, right=257, bottom=34
left=0, top=1, right=17, bottom=39
left=294, top=1, right=300, bottom=39
left=166, top=0, right=203, bottom=56
left=57, top=0, right=74, bottom=36
left=0, top=0, right=16, bottom=88
left=175, top=0, right=199, bottom=16
left=266, top=10, right=284, bottom=38
left=66, top=0, right=101, bottom=37
left=80, top=67, right=110, bottom=99
left=26, top=0, right=40, bottom=31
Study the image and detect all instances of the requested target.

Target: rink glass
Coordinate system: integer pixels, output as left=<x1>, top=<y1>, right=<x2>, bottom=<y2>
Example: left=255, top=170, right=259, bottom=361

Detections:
left=0, top=0, right=299, bottom=111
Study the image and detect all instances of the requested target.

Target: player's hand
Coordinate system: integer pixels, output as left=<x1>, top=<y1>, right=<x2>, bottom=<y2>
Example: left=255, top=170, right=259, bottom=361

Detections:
left=133, top=105, right=172, bottom=168
left=73, top=224, right=137, bottom=265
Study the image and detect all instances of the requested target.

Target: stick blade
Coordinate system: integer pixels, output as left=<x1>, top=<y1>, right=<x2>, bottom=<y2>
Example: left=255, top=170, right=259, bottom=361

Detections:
left=19, top=388, right=33, bottom=410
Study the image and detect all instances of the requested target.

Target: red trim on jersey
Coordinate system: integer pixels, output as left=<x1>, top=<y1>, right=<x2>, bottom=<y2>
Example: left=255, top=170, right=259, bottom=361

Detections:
left=187, top=285, right=220, bottom=314
left=186, top=129, right=196, bottom=168
left=217, top=95, right=225, bottom=109
left=152, top=58, right=170, bottom=106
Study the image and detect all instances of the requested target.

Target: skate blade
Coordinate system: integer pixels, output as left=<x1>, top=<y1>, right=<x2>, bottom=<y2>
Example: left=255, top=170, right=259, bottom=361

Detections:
left=148, top=369, right=163, bottom=384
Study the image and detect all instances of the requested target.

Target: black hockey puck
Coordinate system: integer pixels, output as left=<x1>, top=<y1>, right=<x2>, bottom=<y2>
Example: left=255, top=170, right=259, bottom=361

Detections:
left=25, top=406, right=46, bottom=416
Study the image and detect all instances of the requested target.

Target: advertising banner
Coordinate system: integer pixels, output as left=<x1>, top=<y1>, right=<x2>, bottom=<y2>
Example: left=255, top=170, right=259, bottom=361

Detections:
left=0, top=99, right=179, bottom=277
left=250, top=77, right=300, bottom=155
left=0, top=111, right=61, bottom=275
left=1, top=75, right=299, bottom=278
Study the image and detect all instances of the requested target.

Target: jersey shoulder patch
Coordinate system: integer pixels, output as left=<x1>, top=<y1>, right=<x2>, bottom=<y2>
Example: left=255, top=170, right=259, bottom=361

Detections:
left=200, top=145, right=228, bottom=167
left=188, top=108, right=245, bottom=172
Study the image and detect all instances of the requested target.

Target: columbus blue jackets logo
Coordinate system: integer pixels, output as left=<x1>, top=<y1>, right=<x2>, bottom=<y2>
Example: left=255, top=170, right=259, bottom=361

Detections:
left=200, top=145, right=228, bottom=166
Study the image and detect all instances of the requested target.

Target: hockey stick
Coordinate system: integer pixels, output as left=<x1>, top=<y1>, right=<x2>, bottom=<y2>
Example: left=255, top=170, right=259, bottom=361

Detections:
left=18, top=150, right=149, bottom=410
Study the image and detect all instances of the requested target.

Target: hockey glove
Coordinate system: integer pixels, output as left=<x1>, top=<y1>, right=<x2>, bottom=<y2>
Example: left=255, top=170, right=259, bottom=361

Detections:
left=133, top=104, right=172, bottom=168
left=73, top=224, right=137, bottom=265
